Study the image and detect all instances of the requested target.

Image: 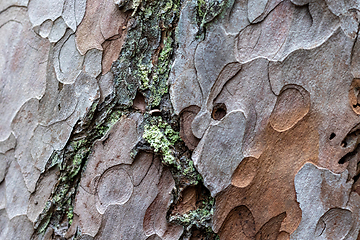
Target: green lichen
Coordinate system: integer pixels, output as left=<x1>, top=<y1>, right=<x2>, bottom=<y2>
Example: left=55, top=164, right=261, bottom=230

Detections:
left=178, top=156, right=202, bottom=186
left=93, top=109, right=124, bottom=136
left=138, top=64, right=151, bottom=89
left=136, top=34, right=175, bottom=107
left=183, top=159, right=195, bottom=175
left=143, top=116, right=180, bottom=167
left=149, top=36, right=174, bottom=106
left=142, top=116, right=202, bottom=187
left=36, top=107, right=125, bottom=235
left=67, top=148, right=88, bottom=179
left=131, top=0, right=142, bottom=14
left=197, top=0, right=228, bottom=29
left=70, top=139, right=87, bottom=152
left=67, top=203, right=74, bottom=225
left=171, top=207, right=213, bottom=227
left=169, top=187, right=219, bottom=239
left=170, top=197, right=216, bottom=231
left=197, top=0, right=207, bottom=20
left=143, top=124, right=176, bottom=165
left=113, top=0, right=179, bottom=107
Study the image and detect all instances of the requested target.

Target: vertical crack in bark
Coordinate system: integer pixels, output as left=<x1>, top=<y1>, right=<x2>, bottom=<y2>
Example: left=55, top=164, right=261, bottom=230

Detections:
left=33, top=0, right=220, bottom=239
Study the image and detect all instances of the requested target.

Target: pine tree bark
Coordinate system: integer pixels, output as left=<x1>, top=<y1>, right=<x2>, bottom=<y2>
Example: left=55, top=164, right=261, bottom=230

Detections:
left=1, top=0, right=360, bottom=239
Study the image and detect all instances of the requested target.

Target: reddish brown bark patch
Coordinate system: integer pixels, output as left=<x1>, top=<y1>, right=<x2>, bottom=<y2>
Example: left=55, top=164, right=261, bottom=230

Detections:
left=180, top=106, right=201, bottom=150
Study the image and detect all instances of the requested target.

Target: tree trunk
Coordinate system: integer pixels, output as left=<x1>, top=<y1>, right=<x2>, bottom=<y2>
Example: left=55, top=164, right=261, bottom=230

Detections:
left=1, top=0, right=360, bottom=239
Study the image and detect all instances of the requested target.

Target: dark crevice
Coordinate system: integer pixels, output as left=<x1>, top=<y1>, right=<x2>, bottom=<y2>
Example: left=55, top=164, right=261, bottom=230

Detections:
left=338, top=128, right=360, bottom=164
left=354, top=172, right=360, bottom=185
left=340, top=127, right=360, bottom=149
left=212, top=103, right=227, bottom=121
left=58, top=82, right=63, bottom=91
left=329, top=132, right=336, bottom=140
left=150, top=109, right=162, bottom=116
left=338, top=145, right=359, bottom=164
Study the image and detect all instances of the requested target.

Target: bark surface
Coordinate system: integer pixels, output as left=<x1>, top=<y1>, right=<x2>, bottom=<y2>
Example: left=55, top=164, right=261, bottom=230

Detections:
left=1, top=0, right=360, bottom=239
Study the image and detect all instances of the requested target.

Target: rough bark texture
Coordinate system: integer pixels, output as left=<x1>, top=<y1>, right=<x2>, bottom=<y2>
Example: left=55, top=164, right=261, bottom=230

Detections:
left=2, top=0, right=360, bottom=239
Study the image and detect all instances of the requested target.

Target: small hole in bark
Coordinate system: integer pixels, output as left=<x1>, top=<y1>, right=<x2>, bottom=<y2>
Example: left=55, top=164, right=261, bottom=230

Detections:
left=330, top=133, right=336, bottom=140
left=212, top=103, right=227, bottom=120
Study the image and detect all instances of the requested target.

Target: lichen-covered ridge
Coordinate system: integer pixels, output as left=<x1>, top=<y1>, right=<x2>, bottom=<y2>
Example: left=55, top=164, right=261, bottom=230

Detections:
left=33, top=0, right=225, bottom=239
